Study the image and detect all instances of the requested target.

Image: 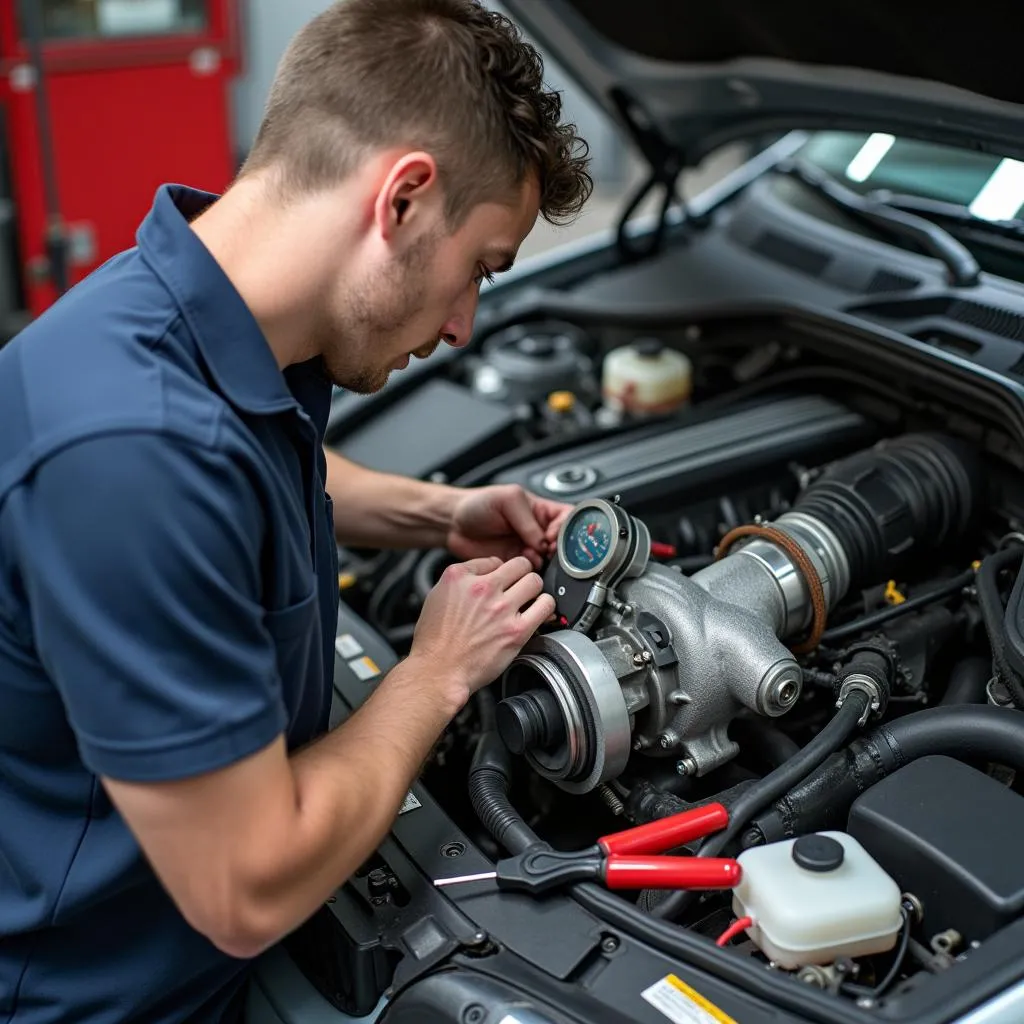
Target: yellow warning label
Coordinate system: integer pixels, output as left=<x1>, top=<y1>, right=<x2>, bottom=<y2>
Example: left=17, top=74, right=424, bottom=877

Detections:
left=348, top=656, right=380, bottom=681
left=641, top=974, right=737, bottom=1024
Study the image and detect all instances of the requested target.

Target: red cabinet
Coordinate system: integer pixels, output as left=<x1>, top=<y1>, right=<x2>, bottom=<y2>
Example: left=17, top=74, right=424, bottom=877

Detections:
left=0, top=0, right=242, bottom=314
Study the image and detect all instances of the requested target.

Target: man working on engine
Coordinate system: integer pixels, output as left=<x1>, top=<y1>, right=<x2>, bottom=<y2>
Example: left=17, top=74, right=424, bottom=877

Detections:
left=0, top=1, right=591, bottom=1020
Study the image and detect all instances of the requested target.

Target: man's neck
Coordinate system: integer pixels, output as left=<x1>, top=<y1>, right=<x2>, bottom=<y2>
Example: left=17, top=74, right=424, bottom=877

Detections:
left=189, top=178, right=350, bottom=370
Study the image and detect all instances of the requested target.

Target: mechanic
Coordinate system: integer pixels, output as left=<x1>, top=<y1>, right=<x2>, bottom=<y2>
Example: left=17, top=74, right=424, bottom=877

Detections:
left=0, top=2, right=592, bottom=1021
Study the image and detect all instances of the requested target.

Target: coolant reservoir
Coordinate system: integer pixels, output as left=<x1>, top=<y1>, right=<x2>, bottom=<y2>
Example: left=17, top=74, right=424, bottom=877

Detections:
left=601, top=338, right=692, bottom=417
left=732, top=832, right=903, bottom=969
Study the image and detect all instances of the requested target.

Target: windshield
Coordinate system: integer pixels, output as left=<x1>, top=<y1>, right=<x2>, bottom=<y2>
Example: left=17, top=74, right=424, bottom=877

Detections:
left=792, top=131, right=1024, bottom=284
left=797, top=131, right=1024, bottom=223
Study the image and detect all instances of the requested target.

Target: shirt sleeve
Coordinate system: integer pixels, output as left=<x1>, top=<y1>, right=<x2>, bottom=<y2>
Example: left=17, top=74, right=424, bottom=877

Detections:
left=11, top=428, right=289, bottom=782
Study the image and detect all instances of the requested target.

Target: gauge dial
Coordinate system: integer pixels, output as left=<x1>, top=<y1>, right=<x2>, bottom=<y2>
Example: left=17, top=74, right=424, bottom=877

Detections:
left=562, top=506, right=614, bottom=573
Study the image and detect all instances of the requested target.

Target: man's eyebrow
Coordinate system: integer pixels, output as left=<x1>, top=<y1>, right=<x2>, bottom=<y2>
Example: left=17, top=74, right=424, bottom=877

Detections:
left=484, top=248, right=517, bottom=273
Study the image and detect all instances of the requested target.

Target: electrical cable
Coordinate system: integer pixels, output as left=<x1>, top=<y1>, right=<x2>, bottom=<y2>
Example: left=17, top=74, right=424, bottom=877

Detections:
left=716, top=917, right=753, bottom=948
left=841, top=908, right=912, bottom=1000
left=820, top=568, right=975, bottom=644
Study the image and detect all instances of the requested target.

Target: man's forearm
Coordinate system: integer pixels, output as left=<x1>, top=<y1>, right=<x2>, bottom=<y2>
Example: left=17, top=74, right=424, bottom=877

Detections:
left=243, top=656, right=465, bottom=949
left=324, top=447, right=458, bottom=550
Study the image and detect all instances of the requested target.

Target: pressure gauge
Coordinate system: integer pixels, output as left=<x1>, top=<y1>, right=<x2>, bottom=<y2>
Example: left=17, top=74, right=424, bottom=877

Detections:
left=560, top=504, right=616, bottom=576
left=551, top=498, right=651, bottom=630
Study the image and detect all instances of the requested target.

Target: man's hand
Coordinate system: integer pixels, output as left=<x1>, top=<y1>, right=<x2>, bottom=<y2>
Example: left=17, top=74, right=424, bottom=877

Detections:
left=447, top=484, right=571, bottom=566
left=410, top=555, right=556, bottom=701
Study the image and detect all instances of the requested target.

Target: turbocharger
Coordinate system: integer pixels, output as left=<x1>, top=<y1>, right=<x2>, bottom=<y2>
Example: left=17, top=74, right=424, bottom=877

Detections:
left=497, top=434, right=978, bottom=792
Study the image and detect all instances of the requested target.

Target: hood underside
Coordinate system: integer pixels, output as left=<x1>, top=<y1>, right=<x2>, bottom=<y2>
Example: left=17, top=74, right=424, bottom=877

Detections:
left=501, top=0, right=1024, bottom=167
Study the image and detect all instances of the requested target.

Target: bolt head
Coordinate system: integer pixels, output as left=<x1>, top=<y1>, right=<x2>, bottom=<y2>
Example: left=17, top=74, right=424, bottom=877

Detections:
left=659, top=734, right=672, bottom=749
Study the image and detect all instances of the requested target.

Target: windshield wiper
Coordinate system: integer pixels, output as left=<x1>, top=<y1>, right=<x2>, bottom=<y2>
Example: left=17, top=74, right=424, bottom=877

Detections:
left=868, top=189, right=1024, bottom=243
left=775, top=159, right=981, bottom=288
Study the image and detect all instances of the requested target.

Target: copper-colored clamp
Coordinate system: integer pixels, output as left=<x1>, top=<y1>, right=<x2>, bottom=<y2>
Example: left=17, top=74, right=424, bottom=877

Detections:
left=715, top=524, right=827, bottom=654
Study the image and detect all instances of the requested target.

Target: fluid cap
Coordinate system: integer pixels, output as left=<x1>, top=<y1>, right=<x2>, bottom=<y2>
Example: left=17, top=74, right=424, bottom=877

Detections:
left=547, top=390, right=576, bottom=414
left=792, top=834, right=845, bottom=872
left=632, top=337, right=665, bottom=358
left=517, top=334, right=556, bottom=358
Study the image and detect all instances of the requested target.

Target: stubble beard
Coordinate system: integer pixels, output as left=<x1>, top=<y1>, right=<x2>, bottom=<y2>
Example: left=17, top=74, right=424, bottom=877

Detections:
left=320, top=232, right=439, bottom=395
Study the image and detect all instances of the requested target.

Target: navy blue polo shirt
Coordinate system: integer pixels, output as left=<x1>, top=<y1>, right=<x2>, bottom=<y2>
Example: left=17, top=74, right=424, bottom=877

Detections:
left=0, top=185, right=340, bottom=1023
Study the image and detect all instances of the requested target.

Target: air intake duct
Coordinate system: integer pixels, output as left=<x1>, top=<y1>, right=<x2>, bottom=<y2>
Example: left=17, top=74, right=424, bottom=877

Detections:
left=693, top=434, right=980, bottom=646
left=793, top=434, right=978, bottom=590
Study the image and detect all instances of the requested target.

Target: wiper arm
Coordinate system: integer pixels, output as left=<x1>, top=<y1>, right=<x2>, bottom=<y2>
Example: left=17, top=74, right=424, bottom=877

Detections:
left=775, top=159, right=980, bottom=288
left=868, top=189, right=1024, bottom=242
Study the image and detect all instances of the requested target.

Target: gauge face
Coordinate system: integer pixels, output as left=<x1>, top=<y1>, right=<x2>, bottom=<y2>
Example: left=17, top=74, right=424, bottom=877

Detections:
left=562, top=506, right=614, bottom=574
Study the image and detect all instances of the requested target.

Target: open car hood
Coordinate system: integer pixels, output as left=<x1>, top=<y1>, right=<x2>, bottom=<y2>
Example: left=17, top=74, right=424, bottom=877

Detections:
left=500, top=0, right=1024, bottom=168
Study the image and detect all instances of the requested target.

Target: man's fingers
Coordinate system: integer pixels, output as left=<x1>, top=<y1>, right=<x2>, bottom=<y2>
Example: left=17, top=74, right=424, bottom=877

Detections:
left=498, top=487, right=547, bottom=552
left=489, top=555, right=535, bottom=590
left=523, top=548, right=543, bottom=570
left=505, top=570, right=545, bottom=610
left=455, top=556, right=504, bottom=576
left=519, top=593, right=557, bottom=634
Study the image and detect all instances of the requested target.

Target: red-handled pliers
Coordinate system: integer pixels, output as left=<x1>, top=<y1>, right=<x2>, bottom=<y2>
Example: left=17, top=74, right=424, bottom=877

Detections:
left=434, top=802, right=740, bottom=896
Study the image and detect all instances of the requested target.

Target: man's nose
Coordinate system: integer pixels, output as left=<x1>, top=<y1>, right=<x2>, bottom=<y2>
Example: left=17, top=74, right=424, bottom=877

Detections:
left=439, top=289, right=480, bottom=349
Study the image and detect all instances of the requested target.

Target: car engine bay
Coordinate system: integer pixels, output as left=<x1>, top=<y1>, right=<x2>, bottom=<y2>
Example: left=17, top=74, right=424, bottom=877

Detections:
left=313, top=275, right=1024, bottom=1022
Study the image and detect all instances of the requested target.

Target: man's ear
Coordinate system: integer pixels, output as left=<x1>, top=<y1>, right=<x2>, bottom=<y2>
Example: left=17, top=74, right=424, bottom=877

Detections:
left=373, top=152, right=440, bottom=242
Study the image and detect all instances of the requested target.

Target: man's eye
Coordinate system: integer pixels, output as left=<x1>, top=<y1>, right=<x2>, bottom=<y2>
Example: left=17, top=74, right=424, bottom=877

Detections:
left=474, top=265, right=495, bottom=286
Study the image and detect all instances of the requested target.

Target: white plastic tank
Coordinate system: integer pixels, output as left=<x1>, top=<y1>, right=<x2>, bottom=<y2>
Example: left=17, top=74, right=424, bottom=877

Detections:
left=732, top=832, right=904, bottom=969
left=601, top=338, right=692, bottom=417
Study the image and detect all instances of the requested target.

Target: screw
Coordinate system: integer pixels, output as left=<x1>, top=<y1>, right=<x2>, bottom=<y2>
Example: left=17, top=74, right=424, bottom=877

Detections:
left=659, top=733, right=674, bottom=749
left=463, top=1005, right=486, bottom=1024
left=557, top=586, right=566, bottom=597
left=641, top=650, right=653, bottom=663
left=598, top=784, right=625, bottom=816
left=326, top=896, right=337, bottom=904
left=676, top=756, right=698, bottom=776
left=601, top=935, right=620, bottom=954
left=441, top=842, right=466, bottom=859
left=633, top=653, right=645, bottom=666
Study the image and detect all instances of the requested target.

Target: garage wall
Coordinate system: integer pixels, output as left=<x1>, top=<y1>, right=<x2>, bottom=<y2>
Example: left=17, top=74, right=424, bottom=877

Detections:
left=230, top=0, right=630, bottom=183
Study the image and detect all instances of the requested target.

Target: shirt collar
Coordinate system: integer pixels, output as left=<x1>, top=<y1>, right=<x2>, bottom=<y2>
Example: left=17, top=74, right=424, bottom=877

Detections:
left=136, top=184, right=299, bottom=416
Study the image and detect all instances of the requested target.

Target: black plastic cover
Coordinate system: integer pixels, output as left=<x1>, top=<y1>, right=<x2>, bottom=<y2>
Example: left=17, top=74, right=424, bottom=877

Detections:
left=337, top=379, right=516, bottom=480
left=848, top=755, right=1024, bottom=941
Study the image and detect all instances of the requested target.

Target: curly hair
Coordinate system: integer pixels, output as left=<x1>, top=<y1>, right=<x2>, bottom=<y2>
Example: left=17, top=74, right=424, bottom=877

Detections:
left=241, top=0, right=593, bottom=226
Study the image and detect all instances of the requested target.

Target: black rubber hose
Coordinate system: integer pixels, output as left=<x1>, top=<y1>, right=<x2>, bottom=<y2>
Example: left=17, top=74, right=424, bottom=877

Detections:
left=649, top=690, right=869, bottom=921
left=467, top=731, right=538, bottom=855
left=940, top=655, right=992, bottom=706
left=820, top=569, right=974, bottom=644
left=976, top=547, right=1024, bottom=709
left=413, top=548, right=451, bottom=603
left=752, top=704, right=1024, bottom=843
left=475, top=686, right=498, bottom=734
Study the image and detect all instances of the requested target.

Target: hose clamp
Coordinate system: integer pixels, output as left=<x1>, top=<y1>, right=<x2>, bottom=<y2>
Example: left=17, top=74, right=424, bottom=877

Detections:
left=836, top=673, right=885, bottom=726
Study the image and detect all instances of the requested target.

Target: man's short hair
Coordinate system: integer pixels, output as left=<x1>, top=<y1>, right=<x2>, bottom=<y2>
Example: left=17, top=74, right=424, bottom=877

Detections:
left=241, top=0, right=593, bottom=226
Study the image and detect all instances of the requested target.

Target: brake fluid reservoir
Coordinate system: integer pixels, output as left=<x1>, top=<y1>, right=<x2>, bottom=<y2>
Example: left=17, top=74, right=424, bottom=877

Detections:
left=732, top=833, right=903, bottom=969
left=601, top=339, right=692, bottom=417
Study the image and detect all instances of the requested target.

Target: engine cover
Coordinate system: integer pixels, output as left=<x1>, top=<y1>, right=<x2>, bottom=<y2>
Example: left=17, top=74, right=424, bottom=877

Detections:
left=494, top=393, right=875, bottom=506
